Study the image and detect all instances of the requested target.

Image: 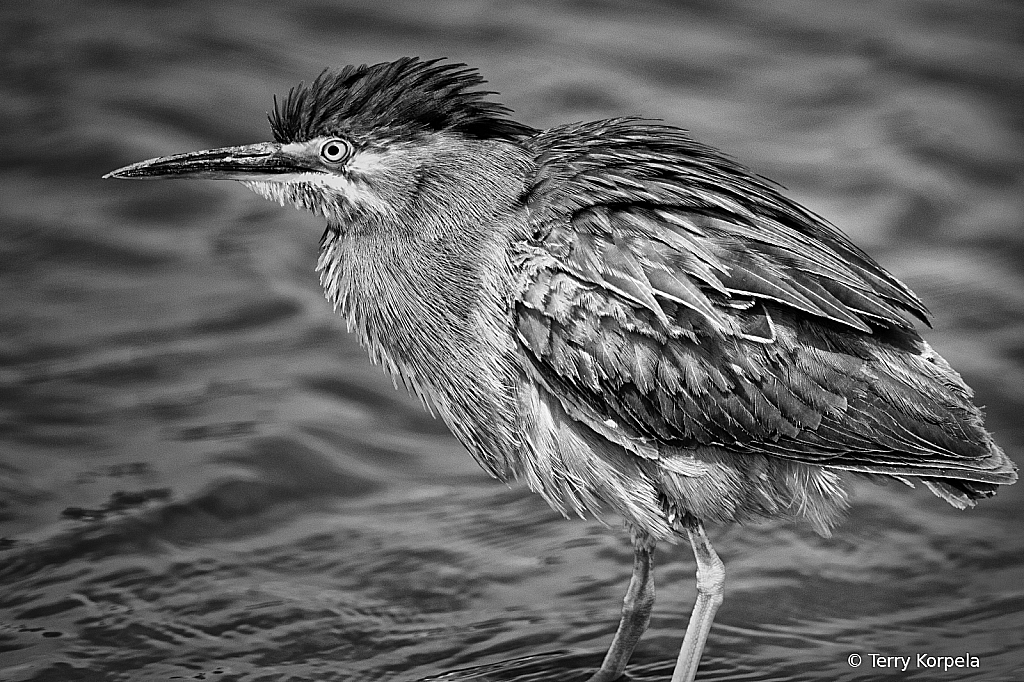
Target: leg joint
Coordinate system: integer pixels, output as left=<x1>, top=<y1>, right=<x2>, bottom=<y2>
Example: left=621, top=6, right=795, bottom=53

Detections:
left=695, top=554, right=725, bottom=595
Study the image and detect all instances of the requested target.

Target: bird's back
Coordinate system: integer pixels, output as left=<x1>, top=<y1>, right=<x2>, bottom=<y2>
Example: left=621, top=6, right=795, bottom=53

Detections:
left=507, top=119, right=1015, bottom=538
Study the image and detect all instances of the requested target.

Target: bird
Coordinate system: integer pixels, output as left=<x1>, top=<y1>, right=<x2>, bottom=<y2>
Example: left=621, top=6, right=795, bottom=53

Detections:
left=105, top=57, right=1017, bottom=682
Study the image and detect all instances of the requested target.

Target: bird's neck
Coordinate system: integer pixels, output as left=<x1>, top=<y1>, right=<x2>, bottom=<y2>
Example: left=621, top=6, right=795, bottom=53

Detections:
left=318, top=137, right=534, bottom=478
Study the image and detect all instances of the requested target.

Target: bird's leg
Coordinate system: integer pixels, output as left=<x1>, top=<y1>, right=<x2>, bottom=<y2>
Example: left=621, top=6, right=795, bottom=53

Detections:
left=671, top=517, right=724, bottom=682
left=587, top=532, right=656, bottom=682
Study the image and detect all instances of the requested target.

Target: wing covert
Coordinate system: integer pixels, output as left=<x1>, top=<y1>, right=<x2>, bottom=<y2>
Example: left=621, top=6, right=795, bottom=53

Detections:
left=512, top=119, right=1005, bottom=482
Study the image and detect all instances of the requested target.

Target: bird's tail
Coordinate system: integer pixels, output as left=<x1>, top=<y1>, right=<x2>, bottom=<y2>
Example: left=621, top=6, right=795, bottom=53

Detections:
left=923, top=478, right=999, bottom=509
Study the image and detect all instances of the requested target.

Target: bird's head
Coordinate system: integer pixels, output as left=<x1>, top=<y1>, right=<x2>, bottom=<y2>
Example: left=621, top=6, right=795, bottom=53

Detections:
left=105, top=57, right=537, bottom=228
left=106, top=58, right=539, bottom=463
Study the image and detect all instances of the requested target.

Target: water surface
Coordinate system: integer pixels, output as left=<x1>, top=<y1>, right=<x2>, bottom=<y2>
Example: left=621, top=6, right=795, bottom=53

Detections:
left=2, top=2, right=1023, bottom=680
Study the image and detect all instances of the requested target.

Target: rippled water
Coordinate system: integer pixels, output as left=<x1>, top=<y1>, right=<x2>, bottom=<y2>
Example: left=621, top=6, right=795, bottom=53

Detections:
left=2, top=2, right=1023, bottom=680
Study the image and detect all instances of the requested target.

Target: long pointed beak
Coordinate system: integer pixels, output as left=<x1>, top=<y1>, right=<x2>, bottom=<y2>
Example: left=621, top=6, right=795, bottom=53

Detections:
left=103, top=142, right=306, bottom=180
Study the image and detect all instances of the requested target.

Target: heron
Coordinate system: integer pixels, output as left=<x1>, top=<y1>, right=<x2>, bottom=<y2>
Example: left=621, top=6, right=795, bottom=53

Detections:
left=105, top=57, right=1016, bottom=682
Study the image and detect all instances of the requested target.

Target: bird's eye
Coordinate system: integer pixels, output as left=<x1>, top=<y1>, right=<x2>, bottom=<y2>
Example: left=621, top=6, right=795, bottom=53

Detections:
left=319, top=138, right=352, bottom=164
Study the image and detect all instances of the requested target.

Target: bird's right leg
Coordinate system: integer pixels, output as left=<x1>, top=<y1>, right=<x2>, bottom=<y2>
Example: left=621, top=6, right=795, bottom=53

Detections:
left=587, top=532, right=656, bottom=682
left=670, top=517, right=724, bottom=682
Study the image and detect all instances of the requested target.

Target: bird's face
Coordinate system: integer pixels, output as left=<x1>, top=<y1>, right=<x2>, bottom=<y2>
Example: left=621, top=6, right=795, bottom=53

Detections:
left=106, top=58, right=537, bottom=230
left=104, top=135, right=403, bottom=224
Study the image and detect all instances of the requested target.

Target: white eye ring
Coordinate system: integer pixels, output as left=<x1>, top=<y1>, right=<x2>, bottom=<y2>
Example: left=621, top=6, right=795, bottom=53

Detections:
left=319, top=138, right=352, bottom=164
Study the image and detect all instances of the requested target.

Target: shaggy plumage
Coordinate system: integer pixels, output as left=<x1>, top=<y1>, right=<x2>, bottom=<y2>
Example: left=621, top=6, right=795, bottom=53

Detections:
left=106, top=57, right=1016, bottom=682
left=269, top=57, right=538, bottom=145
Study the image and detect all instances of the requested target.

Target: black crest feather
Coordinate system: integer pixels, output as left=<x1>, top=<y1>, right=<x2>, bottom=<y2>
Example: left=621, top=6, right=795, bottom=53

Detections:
left=269, top=57, right=538, bottom=144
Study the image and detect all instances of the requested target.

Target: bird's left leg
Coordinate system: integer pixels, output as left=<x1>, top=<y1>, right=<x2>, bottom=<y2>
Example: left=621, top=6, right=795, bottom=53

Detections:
left=587, top=529, right=656, bottom=682
left=670, top=517, right=724, bottom=682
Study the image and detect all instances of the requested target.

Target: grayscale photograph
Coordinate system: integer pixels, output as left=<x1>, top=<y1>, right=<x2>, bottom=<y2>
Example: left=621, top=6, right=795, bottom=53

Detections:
left=1, top=2, right=1021, bottom=680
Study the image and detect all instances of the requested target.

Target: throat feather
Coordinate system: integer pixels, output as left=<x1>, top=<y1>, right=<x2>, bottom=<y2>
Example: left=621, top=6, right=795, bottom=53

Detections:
left=316, top=227, right=521, bottom=478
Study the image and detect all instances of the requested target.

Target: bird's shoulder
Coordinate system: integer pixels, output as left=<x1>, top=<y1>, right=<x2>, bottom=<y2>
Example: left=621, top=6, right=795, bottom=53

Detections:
left=517, top=117, right=926, bottom=339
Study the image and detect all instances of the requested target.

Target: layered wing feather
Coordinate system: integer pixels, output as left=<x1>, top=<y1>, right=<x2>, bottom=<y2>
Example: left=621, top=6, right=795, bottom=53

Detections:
left=515, top=119, right=1015, bottom=505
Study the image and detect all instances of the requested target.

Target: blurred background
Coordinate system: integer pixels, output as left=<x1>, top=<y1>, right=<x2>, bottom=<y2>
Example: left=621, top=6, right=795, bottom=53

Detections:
left=1, top=1, right=1022, bottom=680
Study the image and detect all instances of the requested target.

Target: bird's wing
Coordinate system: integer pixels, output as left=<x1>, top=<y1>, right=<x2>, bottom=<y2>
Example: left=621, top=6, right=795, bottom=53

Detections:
left=514, top=119, right=1009, bottom=487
